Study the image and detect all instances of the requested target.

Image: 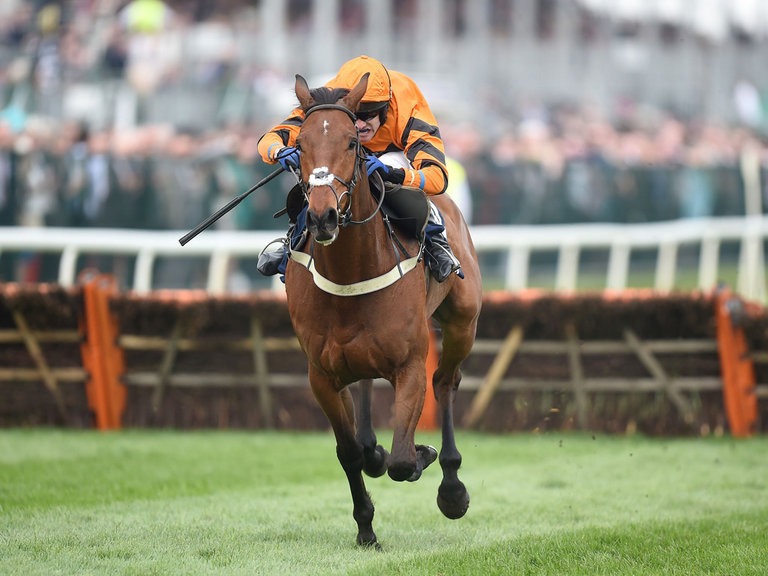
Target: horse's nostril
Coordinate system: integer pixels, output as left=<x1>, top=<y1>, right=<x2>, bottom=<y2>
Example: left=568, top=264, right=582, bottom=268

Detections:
left=307, top=211, right=319, bottom=231
left=307, top=207, right=339, bottom=242
left=324, top=208, right=338, bottom=229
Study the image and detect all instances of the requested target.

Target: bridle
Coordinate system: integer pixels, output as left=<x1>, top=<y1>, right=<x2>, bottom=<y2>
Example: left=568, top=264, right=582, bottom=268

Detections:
left=287, top=102, right=421, bottom=296
left=296, top=103, right=385, bottom=227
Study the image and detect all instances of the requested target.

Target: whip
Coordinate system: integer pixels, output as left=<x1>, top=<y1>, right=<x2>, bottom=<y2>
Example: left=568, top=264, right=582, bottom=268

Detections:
left=178, top=166, right=284, bottom=246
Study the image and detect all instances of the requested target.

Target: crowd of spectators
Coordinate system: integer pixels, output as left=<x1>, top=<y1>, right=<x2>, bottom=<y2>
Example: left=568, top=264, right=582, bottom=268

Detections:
left=445, top=104, right=767, bottom=225
left=0, top=118, right=287, bottom=232
left=0, top=106, right=764, bottom=237
left=0, top=0, right=766, bottom=236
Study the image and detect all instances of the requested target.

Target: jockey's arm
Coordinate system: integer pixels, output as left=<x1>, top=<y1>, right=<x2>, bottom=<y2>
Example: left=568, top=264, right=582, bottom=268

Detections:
left=257, top=108, right=304, bottom=163
left=388, top=104, right=449, bottom=196
left=384, top=159, right=447, bottom=196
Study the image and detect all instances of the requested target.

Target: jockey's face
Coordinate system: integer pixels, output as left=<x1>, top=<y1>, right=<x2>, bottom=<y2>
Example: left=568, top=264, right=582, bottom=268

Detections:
left=355, top=114, right=381, bottom=143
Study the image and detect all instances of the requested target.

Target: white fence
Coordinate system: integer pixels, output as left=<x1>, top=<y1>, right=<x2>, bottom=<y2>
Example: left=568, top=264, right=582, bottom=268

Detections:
left=1, top=216, right=766, bottom=301
left=471, top=216, right=767, bottom=301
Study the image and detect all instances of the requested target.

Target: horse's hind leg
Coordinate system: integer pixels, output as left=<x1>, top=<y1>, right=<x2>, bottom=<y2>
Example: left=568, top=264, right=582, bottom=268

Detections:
left=309, top=369, right=378, bottom=548
left=432, top=322, right=475, bottom=519
left=356, top=379, right=388, bottom=478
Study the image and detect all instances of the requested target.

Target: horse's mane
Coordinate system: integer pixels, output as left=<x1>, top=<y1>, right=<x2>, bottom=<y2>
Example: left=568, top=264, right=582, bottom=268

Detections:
left=303, top=86, right=351, bottom=111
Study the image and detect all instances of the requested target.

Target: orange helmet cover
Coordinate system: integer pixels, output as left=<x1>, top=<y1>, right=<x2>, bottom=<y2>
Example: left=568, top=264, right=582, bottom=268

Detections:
left=326, top=55, right=391, bottom=104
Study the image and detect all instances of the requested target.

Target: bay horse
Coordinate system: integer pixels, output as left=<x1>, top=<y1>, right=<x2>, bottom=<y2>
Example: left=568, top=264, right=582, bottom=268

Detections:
left=285, top=73, right=482, bottom=548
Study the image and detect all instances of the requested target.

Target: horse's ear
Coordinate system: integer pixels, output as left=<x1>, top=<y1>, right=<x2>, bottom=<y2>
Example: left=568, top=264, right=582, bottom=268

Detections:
left=295, top=74, right=313, bottom=110
left=341, top=72, right=369, bottom=111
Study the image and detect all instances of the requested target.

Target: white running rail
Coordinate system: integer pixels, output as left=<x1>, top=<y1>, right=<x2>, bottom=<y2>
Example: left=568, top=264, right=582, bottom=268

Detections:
left=1, top=216, right=766, bottom=300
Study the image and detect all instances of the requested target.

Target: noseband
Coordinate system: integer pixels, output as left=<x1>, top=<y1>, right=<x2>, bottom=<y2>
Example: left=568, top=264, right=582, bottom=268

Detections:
left=300, top=103, right=384, bottom=227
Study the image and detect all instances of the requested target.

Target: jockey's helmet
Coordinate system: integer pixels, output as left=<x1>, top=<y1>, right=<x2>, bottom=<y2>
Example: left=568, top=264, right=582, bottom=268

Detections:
left=329, top=55, right=391, bottom=115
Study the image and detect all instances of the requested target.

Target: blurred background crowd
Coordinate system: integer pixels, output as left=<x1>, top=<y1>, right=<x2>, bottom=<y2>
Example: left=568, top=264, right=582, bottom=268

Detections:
left=0, top=0, right=766, bottom=238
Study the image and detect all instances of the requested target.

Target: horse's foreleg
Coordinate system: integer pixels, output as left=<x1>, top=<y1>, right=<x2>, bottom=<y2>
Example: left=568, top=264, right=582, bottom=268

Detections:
left=310, top=370, right=378, bottom=548
left=356, top=379, right=389, bottom=478
left=387, top=365, right=427, bottom=482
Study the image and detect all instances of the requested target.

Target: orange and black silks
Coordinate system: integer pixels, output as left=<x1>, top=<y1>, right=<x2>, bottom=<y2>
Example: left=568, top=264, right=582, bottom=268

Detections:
left=257, top=55, right=448, bottom=196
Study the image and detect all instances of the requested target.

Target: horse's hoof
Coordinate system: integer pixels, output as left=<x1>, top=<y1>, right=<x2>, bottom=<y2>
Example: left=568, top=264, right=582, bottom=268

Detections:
left=417, top=445, right=438, bottom=470
left=357, top=533, right=381, bottom=550
left=437, top=479, right=470, bottom=519
left=363, top=445, right=389, bottom=478
left=406, top=445, right=438, bottom=482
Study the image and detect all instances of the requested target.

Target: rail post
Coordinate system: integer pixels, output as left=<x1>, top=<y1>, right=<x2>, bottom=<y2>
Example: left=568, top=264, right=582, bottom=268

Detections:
left=715, top=288, right=757, bottom=437
left=79, top=270, right=126, bottom=430
left=417, top=326, right=439, bottom=430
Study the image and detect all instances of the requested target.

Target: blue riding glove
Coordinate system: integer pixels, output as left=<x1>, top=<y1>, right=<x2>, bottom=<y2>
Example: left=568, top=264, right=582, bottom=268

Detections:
left=365, top=154, right=390, bottom=177
left=275, top=146, right=300, bottom=171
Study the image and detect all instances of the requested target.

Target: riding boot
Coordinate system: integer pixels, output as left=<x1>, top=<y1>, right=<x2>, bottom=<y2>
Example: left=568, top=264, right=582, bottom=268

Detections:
left=424, top=201, right=463, bottom=282
left=256, top=236, right=289, bottom=276
left=257, top=205, right=308, bottom=279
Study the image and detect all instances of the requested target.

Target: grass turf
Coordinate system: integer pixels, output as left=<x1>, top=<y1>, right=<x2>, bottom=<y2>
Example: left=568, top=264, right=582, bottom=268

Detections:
left=1, top=430, right=767, bottom=575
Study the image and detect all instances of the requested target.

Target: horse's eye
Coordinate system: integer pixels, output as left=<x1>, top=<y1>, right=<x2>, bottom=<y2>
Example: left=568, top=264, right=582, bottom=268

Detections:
left=348, top=138, right=358, bottom=150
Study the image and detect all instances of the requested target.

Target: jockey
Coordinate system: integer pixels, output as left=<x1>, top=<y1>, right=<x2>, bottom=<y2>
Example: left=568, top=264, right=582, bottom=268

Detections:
left=256, top=54, right=463, bottom=283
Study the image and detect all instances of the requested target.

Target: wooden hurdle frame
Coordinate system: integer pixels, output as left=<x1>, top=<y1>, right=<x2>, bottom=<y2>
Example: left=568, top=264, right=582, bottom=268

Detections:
left=0, top=285, right=763, bottom=435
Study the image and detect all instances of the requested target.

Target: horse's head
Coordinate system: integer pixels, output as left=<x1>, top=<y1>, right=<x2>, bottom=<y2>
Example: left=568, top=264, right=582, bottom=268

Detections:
left=294, top=73, right=368, bottom=245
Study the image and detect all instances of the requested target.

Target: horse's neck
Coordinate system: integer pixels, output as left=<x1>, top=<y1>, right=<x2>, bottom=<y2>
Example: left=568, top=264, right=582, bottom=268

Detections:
left=345, top=179, right=388, bottom=256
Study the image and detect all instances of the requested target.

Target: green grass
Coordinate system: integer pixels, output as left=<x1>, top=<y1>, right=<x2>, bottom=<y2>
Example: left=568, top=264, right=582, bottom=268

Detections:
left=1, top=430, right=767, bottom=575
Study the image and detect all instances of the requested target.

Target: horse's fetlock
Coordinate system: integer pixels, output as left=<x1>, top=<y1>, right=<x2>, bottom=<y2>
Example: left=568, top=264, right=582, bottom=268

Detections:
left=439, top=451, right=462, bottom=471
left=353, top=497, right=375, bottom=525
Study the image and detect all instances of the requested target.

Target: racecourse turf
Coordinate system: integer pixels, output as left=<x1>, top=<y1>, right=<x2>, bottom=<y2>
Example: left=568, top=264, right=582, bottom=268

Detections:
left=1, top=430, right=766, bottom=575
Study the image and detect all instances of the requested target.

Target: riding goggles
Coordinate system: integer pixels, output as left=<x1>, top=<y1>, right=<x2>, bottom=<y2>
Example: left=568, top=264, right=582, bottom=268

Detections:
left=355, top=103, right=387, bottom=122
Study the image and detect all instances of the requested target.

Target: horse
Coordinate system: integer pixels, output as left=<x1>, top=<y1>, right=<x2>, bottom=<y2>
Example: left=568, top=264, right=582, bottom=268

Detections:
left=284, top=72, right=482, bottom=548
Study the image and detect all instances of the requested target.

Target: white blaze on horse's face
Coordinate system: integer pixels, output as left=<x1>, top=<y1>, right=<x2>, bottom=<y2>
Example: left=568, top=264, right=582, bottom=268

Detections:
left=309, top=167, right=334, bottom=186
left=323, top=120, right=329, bottom=135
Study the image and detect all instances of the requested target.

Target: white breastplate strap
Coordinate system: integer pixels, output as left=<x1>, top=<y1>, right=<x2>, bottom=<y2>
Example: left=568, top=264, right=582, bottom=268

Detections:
left=290, top=250, right=420, bottom=296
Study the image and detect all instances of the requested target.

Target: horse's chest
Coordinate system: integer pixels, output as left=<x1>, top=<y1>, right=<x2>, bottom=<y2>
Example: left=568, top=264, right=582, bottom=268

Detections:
left=311, top=330, right=382, bottom=370
left=287, top=277, right=422, bottom=382
left=298, top=325, right=406, bottom=383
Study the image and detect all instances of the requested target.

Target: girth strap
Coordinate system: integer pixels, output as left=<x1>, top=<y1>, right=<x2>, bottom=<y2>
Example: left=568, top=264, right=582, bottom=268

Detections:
left=290, top=250, right=420, bottom=296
